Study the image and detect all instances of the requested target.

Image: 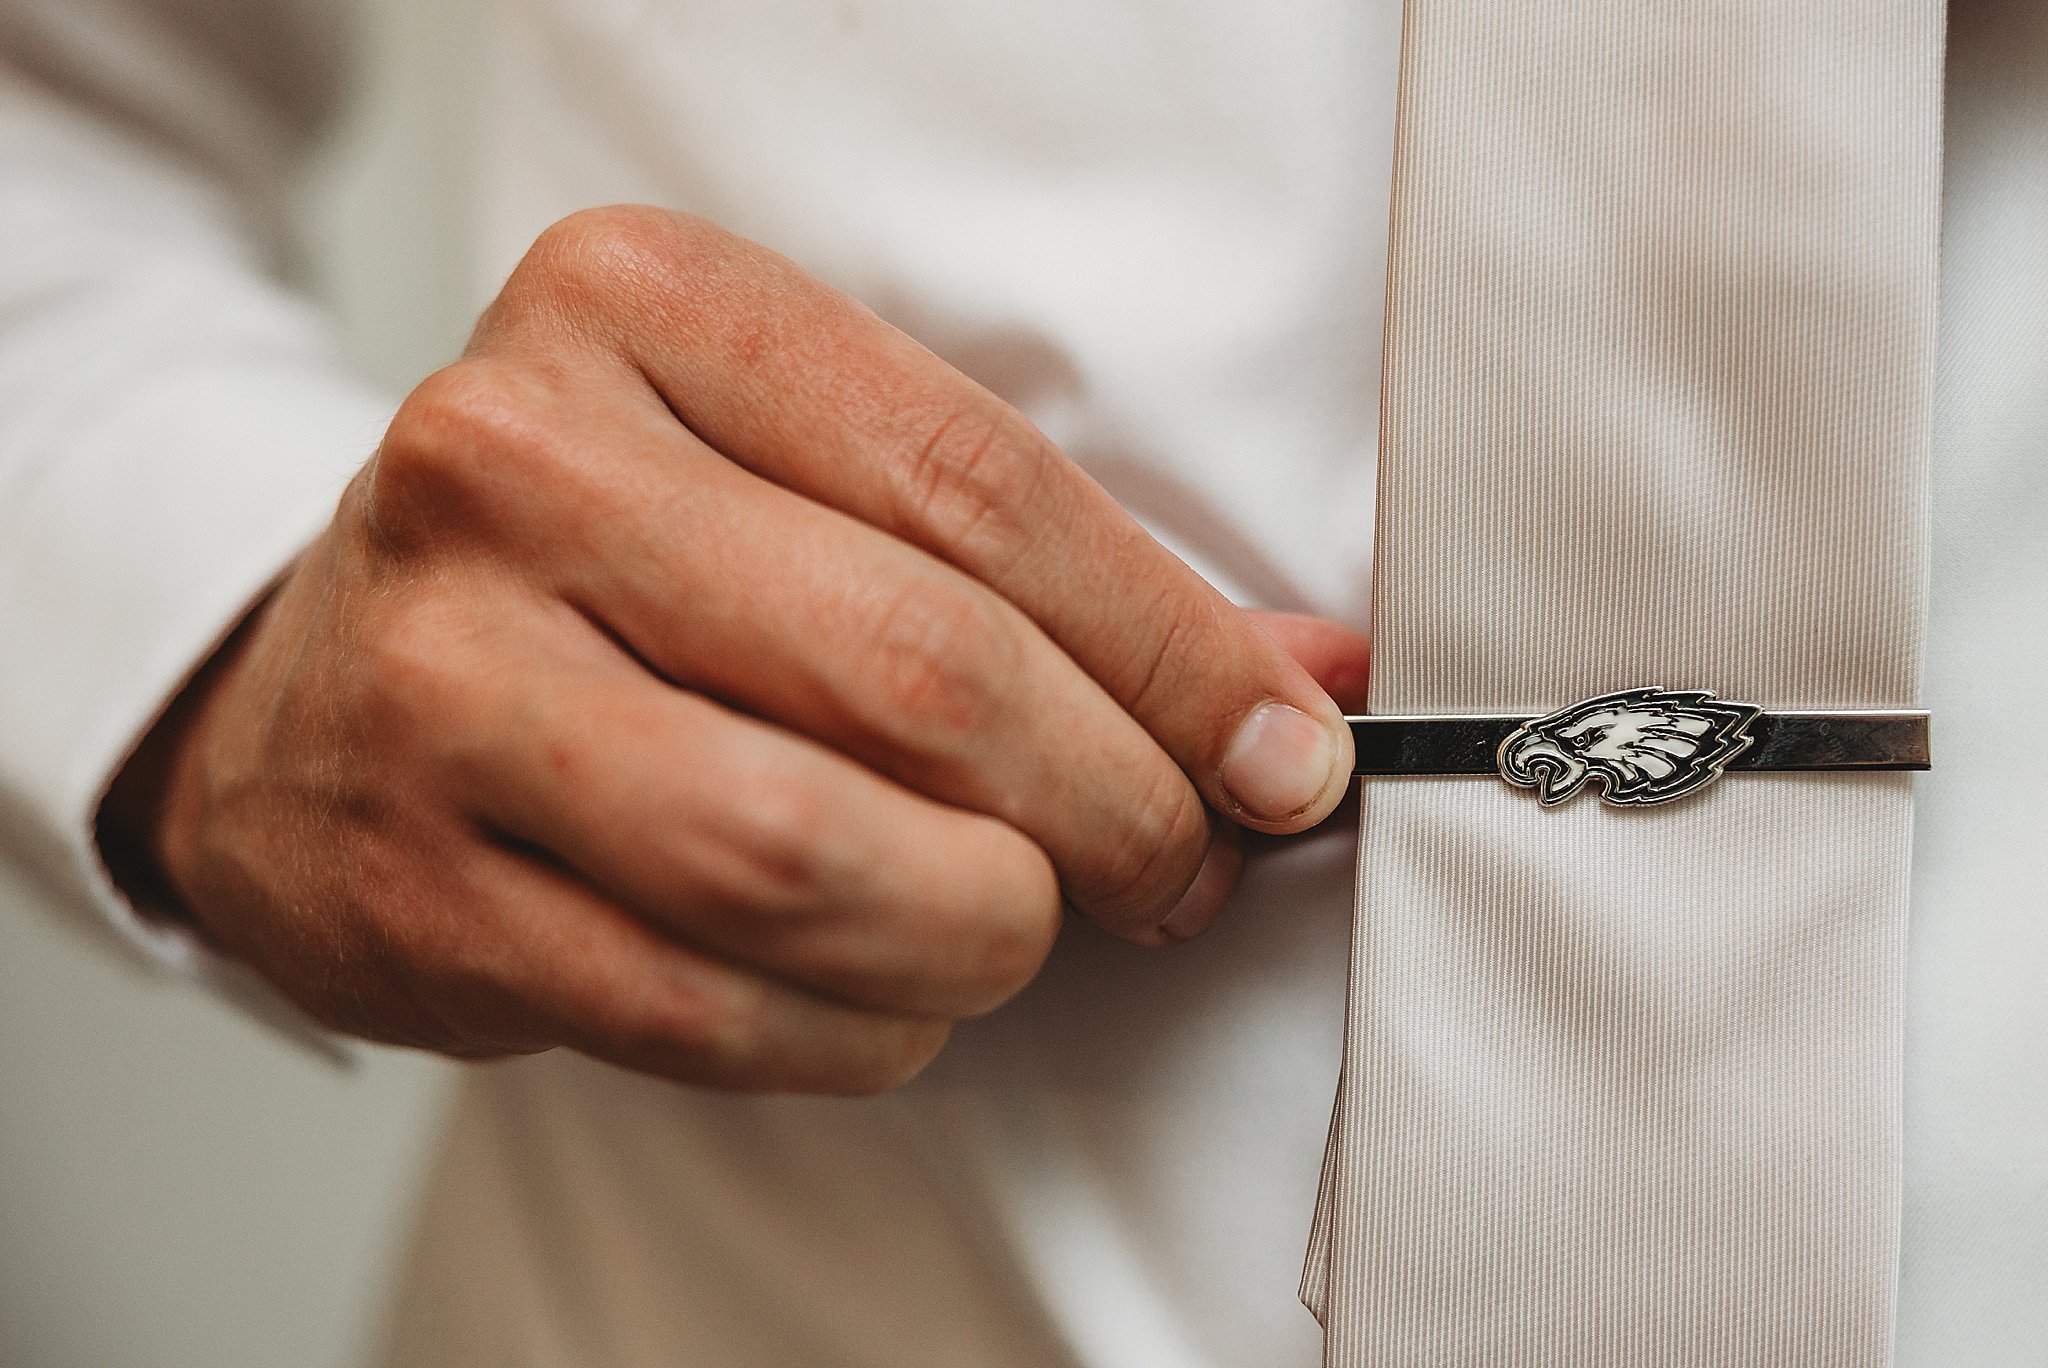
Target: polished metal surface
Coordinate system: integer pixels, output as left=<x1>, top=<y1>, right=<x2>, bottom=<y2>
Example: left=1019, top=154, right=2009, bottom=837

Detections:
left=1347, top=688, right=1930, bottom=809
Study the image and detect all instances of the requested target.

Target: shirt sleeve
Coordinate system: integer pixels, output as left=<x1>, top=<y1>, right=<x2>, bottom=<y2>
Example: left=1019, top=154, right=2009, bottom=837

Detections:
left=0, top=0, right=394, bottom=1046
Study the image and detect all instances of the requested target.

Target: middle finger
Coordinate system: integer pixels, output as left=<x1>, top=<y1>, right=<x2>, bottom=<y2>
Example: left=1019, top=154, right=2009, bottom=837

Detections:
left=524, top=397, right=1217, bottom=940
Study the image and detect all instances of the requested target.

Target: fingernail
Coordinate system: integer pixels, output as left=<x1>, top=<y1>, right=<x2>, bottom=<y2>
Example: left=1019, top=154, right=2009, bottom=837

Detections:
left=1219, top=701, right=1342, bottom=824
left=1158, top=835, right=1242, bottom=942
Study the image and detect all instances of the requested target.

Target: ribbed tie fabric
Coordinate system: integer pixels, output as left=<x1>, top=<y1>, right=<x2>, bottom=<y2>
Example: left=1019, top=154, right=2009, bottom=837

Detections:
left=1302, top=4, right=1944, bottom=1366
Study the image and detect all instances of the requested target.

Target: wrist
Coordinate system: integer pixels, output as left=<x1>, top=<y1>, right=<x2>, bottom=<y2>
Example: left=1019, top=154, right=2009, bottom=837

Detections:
left=95, top=587, right=274, bottom=937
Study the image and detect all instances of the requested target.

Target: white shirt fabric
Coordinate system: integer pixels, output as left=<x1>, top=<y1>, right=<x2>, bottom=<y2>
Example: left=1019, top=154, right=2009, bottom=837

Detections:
left=0, top=2, right=2042, bottom=1364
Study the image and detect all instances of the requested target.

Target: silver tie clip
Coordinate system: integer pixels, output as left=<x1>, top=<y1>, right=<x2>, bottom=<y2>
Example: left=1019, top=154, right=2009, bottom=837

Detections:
left=1346, top=687, right=1930, bottom=808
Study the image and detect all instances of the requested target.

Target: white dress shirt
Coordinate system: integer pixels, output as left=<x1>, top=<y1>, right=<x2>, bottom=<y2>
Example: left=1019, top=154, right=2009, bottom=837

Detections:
left=0, top=2, right=2041, bottom=1363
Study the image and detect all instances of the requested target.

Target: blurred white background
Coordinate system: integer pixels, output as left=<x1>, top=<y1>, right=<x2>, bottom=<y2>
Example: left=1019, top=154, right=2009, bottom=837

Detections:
left=1, top=2, right=483, bottom=1364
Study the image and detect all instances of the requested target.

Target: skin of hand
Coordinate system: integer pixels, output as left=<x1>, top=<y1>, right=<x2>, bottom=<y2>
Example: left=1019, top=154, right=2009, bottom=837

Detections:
left=98, top=206, right=1372, bottom=1095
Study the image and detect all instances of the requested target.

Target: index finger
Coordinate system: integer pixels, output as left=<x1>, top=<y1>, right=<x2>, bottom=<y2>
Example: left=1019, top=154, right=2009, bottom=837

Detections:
left=511, top=207, right=1354, bottom=833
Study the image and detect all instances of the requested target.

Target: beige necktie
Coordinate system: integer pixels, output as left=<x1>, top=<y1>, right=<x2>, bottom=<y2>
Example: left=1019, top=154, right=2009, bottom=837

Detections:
left=1302, top=3, right=1945, bottom=1365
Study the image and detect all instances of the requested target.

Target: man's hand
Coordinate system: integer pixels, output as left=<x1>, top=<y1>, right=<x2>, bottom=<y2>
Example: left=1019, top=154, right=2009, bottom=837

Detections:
left=102, top=207, right=1366, bottom=1094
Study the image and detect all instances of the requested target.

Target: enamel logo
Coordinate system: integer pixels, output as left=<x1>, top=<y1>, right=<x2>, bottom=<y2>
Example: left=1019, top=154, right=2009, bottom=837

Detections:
left=1496, top=688, right=1762, bottom=808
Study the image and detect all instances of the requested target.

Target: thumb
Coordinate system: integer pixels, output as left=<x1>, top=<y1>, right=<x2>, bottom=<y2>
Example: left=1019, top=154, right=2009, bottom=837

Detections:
left=1246, top=610, right=1371, bottom=714
left=1157, top=610, right=1368, bottom=946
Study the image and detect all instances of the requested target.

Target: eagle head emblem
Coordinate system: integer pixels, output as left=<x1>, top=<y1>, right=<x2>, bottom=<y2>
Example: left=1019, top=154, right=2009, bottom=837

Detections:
left=1496, top=688, right=1762, bottom=808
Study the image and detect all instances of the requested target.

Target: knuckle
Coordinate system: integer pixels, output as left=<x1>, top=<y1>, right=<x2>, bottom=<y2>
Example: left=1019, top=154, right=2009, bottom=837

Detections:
left=1117, top=584, right=1214, bottom=720
left=524, top=205, right=686, bottom=296
left=709, top=771, right=839, bottom=909
left=845, top=829, right=1058, bottom=1020
left=859, top=579, right=1015, bottom=741
left=956, top=845, right=1062, bottom=1009
left=631, top=972, right=765, bottom=1076
left=897, top=403, right=1052, bottom=573
left=371, top=360, right=565, bottom=543
left=1088, top=762, right=1208, bottom=922
left=508, top=206, right=717, bottom=335
left=830, top=1020, right=954, bottom=1097
left=355, top=595, right=478, bottom=739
